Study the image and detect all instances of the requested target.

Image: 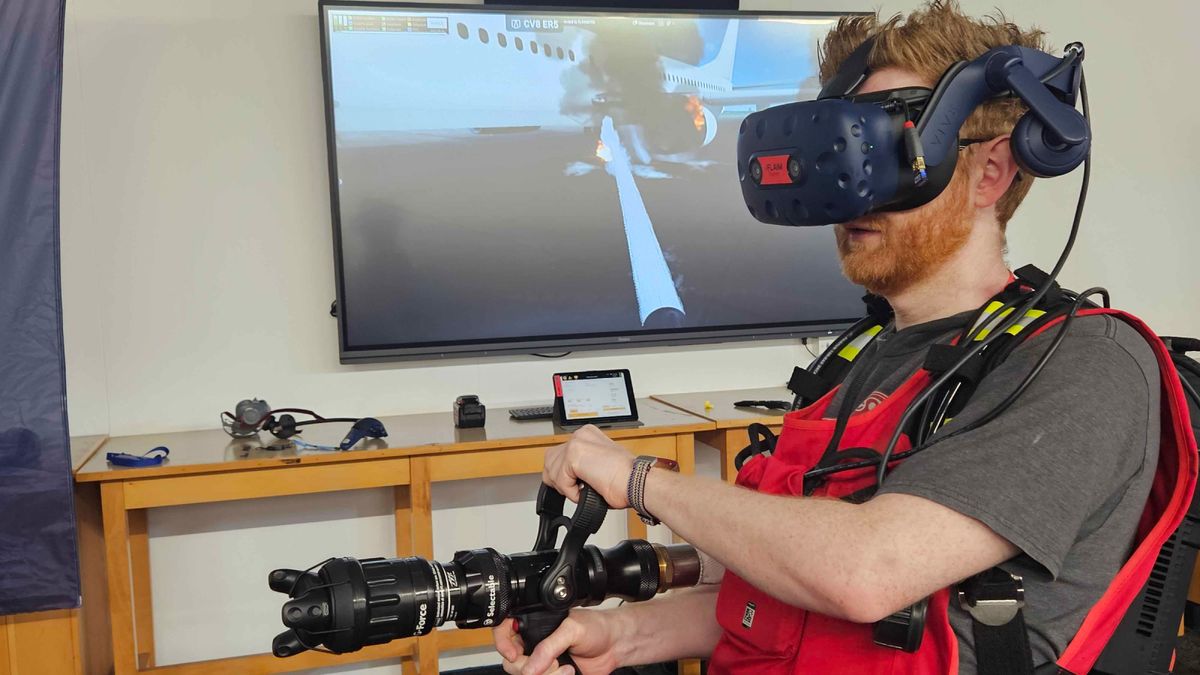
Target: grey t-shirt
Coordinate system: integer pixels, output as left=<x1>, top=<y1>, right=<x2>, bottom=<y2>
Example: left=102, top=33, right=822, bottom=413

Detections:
left=825, top=310, right=1160, bottom=673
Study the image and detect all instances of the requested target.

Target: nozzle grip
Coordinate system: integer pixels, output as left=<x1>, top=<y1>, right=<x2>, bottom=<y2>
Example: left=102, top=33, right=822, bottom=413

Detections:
left=272, top=629, right=307, bottom=658
left=515, top=609, right=576, bottom=668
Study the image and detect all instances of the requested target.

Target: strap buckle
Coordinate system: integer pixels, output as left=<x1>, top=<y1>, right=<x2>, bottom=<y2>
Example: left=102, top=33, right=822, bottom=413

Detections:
left=958, top=570, right=1025, bottom=627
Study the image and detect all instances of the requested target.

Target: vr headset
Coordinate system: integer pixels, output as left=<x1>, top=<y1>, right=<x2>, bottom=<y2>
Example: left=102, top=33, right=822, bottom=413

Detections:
left=221, top=398, right=387, bottom=451
left=737, top=38, right=1089, bottom=226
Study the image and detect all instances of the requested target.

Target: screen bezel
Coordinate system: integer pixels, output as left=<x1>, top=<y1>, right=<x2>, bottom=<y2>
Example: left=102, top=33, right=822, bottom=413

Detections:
left=553, top=369, right=639, bottom=426
left=319, top=0, right=868, bottom=363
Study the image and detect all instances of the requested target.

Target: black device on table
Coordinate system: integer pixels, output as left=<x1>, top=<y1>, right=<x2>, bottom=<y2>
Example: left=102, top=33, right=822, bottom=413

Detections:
left=553, top=369, right=640, bottom=428
left=454, top=394, right=486, bottom=428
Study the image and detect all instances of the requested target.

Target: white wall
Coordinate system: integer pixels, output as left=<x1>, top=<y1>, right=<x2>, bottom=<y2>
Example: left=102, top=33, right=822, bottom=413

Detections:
left=60, top=0, right=1200, bottom=671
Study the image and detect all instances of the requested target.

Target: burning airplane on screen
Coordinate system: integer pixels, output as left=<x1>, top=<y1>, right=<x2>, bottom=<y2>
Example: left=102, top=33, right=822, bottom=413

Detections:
left=344, top=15, right=816, bottom=160
left=332, top=13, right=826, bottom=327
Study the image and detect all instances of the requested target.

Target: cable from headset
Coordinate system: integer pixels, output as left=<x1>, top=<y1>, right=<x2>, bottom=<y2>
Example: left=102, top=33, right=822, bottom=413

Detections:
left=872, top=68, right=1091, bottom=488
left=931, top=287, right=1106, bottom=441
left=805, top=287, right=1102, bottom=484
left=809, top=315, right=884, bottom=375
left=915, top=286, right=1043, bottom=440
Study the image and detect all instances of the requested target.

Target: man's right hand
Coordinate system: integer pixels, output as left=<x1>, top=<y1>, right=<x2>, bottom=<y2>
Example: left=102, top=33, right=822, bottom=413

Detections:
left=492, top=608, right=626, bottom=675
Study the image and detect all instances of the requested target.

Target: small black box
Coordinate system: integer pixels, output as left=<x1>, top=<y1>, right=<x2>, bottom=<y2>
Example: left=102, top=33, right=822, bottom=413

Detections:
left=454, top=395, right=486, bottom=429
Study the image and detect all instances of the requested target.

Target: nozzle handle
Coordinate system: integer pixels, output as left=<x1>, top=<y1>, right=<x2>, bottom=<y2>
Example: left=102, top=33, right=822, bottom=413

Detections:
left=515, top=609, right=576, bottom=668
left=272, top=629, right=307, bottom=658
left=515, top=609, right=640, bottom=674
left=268, top=568, right=302, bottom=594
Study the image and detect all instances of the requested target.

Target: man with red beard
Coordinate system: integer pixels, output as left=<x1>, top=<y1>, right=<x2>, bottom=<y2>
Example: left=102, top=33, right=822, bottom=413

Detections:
left=493, top=3, right=1161, bottom=674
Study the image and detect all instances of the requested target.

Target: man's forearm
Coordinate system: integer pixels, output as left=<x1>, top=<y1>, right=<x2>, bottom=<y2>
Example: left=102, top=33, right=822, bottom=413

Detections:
left=643, top=470, right=867, bottom=618
left=608, top=585, right=722, bottom=665
left=640, top=469, right=1014, bottom=623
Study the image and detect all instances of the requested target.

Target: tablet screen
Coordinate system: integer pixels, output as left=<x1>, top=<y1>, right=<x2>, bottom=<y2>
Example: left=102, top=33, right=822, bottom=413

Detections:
left=554, top=370, right=637, bottom=424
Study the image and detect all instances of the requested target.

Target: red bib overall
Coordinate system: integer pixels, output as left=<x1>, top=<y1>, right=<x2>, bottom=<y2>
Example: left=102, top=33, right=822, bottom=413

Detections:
left=708, top=311, right=1197, bottom=675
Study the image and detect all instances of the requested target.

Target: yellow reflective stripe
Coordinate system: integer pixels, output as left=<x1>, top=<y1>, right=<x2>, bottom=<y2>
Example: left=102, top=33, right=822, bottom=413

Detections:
left=973, top=308, right=1014, bottom=340
left=969, top=301, right=1006, bottom=335
left=837, top=324, right=884, bottom=361
left=1005, top=309, right=1046, bottom=335
left=974, top=308, right=1046, bottom=341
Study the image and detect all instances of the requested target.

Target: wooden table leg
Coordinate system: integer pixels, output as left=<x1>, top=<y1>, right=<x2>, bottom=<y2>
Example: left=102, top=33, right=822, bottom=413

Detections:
left=673, top=434, right=704, bottom=675
left=76, top=481, right=113, bottom=675
left=696, top=429, right=739, bottom=484
left=394, top=484, right=415, bottom=675
left=674, top=434, right=696, bottom=476
left=717, top=429, right=740, bottom=483
left=672, top=434, right=695, bottom=545
left=626, top=507, right=648, bottom=540
left=409, top=458, right=438, bottom=675
left=128, top=509, right=155, bottom=668
left=100, top=482, right=138, bottom=675
left=394, top=485, right=414, bottom=558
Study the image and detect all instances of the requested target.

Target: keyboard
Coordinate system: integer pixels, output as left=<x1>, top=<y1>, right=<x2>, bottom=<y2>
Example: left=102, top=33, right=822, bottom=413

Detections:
left=509, top=405, right=554, bottom=421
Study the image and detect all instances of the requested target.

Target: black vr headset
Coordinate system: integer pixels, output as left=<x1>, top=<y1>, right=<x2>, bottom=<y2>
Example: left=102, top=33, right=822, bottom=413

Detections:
left=737, top=38, right=1089, bottom=226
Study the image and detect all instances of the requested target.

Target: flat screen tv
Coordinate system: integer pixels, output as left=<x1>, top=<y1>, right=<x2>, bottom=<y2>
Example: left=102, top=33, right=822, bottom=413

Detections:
left=320, top=1, right=866, bottom=361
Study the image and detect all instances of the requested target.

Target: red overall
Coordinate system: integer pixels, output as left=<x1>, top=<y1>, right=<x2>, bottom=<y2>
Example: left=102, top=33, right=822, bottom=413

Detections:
left=709, top=311, right=1197, bottom=675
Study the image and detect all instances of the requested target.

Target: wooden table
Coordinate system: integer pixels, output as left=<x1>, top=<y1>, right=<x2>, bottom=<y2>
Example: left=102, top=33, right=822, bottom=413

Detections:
left=651, top=387, right=791, bottom=481
left=73, top=400, right=712, bottom=675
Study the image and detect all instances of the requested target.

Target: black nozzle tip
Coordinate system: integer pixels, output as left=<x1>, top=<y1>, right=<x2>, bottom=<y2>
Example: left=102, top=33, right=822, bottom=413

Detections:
left=281, top=590, right=333, bottom=634
left=269, top=568, right=301, bottom=594
left=273, top=629, right=307, bottom=658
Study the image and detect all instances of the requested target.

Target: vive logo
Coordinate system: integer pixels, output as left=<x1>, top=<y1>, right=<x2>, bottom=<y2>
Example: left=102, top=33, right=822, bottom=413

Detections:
left=742, top=601, right=757, bottom=629
left=929, top=105, right=961, bottom=149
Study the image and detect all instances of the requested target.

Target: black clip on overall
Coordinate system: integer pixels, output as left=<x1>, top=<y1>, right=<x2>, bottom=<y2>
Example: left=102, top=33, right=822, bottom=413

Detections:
left=513, top=483, right=615, bottom=671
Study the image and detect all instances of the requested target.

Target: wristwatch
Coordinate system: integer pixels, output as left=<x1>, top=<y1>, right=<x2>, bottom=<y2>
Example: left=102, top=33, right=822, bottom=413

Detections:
left=627, top=455, right=679, bottom=526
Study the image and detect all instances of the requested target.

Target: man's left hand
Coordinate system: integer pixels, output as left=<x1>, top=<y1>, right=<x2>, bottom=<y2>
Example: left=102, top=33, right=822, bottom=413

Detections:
left=543, top=424, right=635, bottom=507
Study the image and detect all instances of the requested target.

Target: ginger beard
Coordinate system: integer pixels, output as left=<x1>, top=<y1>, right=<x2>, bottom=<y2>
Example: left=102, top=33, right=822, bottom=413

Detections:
left=835, top=161, right=975, bottom=296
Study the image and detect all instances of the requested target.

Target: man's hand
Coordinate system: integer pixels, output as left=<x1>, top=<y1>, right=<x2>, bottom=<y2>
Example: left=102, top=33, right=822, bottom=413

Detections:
left=543, top=425, right=635, bottom=507
left=493, top=609, right=626, bottom=675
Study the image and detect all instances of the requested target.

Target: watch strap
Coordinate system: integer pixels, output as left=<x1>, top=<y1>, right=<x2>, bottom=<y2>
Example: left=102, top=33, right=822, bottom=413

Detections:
left=626, top=455, right=678, bottom=526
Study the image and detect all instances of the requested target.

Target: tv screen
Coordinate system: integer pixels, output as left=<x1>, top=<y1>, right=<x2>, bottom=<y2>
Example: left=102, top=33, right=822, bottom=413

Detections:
left=320, top=1, right=865, bottom=361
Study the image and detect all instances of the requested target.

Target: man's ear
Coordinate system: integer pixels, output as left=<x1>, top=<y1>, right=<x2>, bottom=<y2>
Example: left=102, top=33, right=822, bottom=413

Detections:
left=972, top=135, right=1020, bottom=210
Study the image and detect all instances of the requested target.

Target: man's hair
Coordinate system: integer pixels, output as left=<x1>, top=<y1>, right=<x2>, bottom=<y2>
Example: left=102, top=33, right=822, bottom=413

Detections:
left=819, top=0, right=1047, bottom=227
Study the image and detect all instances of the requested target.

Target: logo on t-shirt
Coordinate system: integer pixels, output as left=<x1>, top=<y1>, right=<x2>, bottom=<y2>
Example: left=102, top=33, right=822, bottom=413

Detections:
left=857, top=390, right=889, bottom=412
left=742, top=601, right=756, bottom=629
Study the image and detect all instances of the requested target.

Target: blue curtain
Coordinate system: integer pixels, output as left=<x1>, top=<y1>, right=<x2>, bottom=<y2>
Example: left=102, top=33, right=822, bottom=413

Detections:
left=0, top=0, right=79, bottom=614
